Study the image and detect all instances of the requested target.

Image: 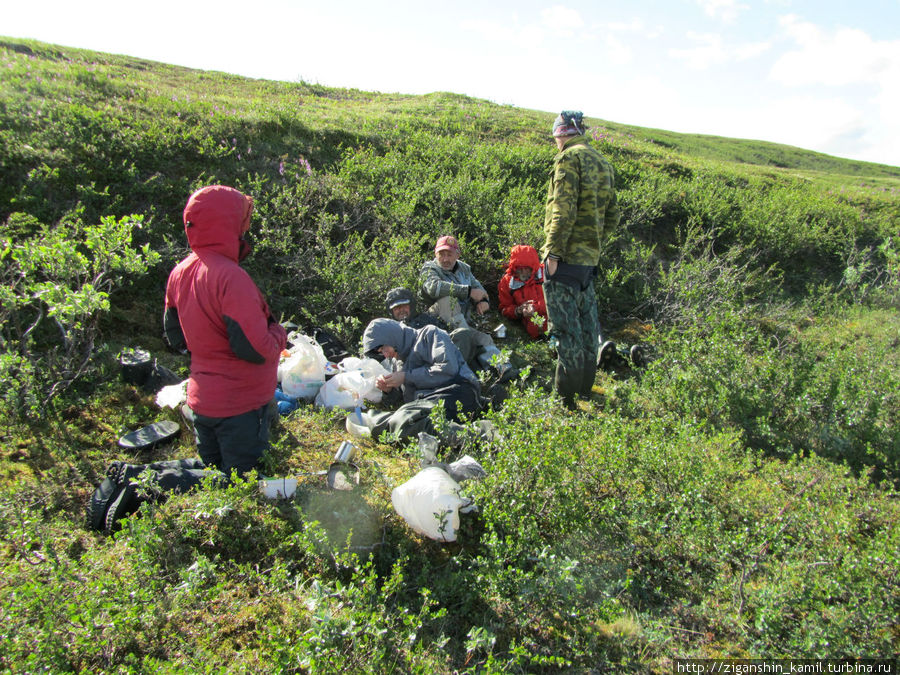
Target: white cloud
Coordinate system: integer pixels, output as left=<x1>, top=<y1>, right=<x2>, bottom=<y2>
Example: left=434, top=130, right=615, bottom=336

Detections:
left=755, top=95, right=866, bottom=152
left=734, top=41, right=771, bottom=60
left=768, top=15, right=900, bottom=165
left=668, top=32, right=725, bottom=70
left=696, top=0, right=749, bottom=23
left=604, top=35, right=634, bottom=66
left=460, top=18, right=546, bottom=47
left=606, top=18, right=646, bottom=32
left=602, top=17, right=664, bottom=40
left=668, top=32, right=770, bottom=70
left=540, top=5, right=585, bottom=38
left=772, top=15, right=900, bottom=86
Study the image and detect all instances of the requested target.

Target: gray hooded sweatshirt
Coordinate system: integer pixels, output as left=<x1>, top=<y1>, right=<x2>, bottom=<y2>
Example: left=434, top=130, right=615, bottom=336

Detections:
left=362, top=319, right=479, bottom=401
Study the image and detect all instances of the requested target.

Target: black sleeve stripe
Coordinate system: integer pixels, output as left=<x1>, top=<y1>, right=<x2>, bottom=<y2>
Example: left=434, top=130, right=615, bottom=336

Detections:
left=223, top=315, right=265, bottom=364
left=163, top=307, right=187, bottom=352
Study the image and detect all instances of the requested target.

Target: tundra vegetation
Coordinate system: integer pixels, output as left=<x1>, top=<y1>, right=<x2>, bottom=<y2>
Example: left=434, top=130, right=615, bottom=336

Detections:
left=0, top=38, right=898, bottom=673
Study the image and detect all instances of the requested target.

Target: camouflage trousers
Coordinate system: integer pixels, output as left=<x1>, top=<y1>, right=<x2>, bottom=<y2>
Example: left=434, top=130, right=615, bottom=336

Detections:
left=543, top=278, right=600, bottom=408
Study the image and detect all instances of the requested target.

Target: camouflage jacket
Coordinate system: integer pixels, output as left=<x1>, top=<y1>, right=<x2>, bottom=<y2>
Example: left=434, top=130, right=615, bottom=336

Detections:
left=541, top=136, right=620, bottom=266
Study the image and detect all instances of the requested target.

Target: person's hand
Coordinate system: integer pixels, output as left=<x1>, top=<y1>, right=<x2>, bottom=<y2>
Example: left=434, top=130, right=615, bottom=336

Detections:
left=520, top=301, right=535, bottom=318
left=376, top=372, right=405, bottom=392
left=545, top=258, right=558, bottom=277
left=469, top=287, right=488, bottom=303
left=475, top=298, right=489, bottom=315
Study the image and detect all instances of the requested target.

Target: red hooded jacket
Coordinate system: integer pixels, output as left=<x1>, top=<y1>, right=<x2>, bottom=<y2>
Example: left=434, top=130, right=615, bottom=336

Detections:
left=164, top=186, right=287, bottom=417
left=498, top=245, right=548, bottom=339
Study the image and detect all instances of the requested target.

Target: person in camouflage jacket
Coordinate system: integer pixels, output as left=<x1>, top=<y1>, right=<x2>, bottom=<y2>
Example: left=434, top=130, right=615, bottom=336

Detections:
left=541, top=111, right=620, bottom=409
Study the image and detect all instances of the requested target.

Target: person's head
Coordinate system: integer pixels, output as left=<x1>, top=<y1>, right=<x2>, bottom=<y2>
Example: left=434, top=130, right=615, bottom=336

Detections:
left=506, top=244, right=541, bottom=281
left=515, top=266, right=534, bottom=282
left=376, top=345, right=398, bottom=360
left=385, top=287, right=416, bottom=321
left=183, top=185, right=255, bottom=261
left=362, top=318, right=416, bottom=362
left=434, top=235, right=461, bottom=271
left=552, top=110, right=585, bottom=150
left=391, top=304, right=410, bottom=321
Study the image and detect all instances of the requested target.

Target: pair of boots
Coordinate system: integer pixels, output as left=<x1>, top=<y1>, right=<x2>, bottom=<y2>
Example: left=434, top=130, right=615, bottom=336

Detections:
left=87, top=458, right=208, bottom=532
left=597, top=340, right=647, bottom=371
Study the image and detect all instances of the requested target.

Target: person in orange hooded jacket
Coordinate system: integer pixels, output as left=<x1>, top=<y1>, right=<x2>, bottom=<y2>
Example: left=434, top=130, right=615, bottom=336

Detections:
left=498, top=245, right=548, bottom=339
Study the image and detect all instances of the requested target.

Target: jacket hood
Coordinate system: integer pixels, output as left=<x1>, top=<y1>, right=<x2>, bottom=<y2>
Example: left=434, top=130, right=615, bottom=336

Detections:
left=385, top=287, right=417, bottom=316
left=183, top=185, right=251, bottom=261
left=362, top=318, right=417, bottom=361
left=506, top=245, right=542, bottom=279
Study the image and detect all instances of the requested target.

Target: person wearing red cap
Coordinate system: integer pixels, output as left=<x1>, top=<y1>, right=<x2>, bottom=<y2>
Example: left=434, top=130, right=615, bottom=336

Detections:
left=420, top=235, right=490, bottom=330
left=163, top=185, right=287, bottom=476
left=420, top=235, right=515, bottom=381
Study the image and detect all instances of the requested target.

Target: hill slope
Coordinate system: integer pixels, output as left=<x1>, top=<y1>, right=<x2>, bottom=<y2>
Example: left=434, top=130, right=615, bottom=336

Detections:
left=1, top=38, right=898, bottom=672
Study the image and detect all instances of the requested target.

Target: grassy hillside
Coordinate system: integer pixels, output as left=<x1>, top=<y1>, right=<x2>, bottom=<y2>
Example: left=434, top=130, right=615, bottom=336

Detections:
left=603, top=121, right=900, bottom=180
left=1, top=38, right=898, bottom=672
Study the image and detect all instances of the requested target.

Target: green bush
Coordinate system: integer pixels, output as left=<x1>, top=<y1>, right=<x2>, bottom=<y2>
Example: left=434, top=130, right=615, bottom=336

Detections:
left=0, top=212, right=159, bottom=417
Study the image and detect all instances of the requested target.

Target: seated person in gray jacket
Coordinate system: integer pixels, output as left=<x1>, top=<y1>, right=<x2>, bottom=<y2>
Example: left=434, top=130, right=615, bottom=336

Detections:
left=420, top=235, right=490, bottom=330
left=384, top=286, right=495, bottom=374
left=418, top=237, right=514, bottom=379
left=362, top=318, right=481, bottom=422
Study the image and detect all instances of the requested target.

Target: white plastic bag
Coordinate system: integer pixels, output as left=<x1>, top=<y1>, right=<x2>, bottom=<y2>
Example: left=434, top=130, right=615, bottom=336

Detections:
left=315, top=357, right=389, bottom=409
left=391, top=467, right=466, bottom=542
left=315, top=371, right=367, bottom=409
left=155, top=380, right=188, bottom=409
left=278, top=334, right=327, bottom=400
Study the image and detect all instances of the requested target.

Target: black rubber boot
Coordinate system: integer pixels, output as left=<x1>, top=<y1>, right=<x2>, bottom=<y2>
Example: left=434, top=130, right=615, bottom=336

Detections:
left=597, top=340, right=617, bottom=370
left=104, top=484, right=143, bottom=532
left=554, top=363, right=580, bottom=410
left=86, top=462, right=127, bottom=530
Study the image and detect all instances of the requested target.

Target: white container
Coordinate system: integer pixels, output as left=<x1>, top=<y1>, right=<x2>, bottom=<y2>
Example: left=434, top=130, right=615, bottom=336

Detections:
left=346, top=414, right=371, bottom=439
left=259, top=478, right=297, bottom=499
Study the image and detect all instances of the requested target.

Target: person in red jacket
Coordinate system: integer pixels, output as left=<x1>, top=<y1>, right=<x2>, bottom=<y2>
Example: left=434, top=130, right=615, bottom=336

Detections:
left=498, top=244, right=549, bottom=339
left=163, top=185, right=287, bottom=476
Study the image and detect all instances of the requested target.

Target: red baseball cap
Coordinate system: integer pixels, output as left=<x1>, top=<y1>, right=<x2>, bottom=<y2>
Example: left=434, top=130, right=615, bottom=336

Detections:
left=435, top=235, right=460, bottom=253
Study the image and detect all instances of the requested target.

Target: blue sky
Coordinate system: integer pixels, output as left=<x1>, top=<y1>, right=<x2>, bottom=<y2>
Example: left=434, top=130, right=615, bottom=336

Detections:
left=5, top=0, right=900, bottom=166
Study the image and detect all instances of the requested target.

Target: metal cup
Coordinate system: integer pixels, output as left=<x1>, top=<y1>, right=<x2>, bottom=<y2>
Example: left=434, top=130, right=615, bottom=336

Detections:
left=494, top=324, right=507, bottom=339
left=334, top=440, right=356, bottom=463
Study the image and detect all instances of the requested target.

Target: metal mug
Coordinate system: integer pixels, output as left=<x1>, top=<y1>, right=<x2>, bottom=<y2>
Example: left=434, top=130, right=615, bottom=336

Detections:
left=334, top=440, right=356, bottom=464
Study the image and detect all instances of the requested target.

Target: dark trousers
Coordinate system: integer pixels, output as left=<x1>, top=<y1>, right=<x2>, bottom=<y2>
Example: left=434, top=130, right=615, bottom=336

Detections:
left=544, top=278, right=600, bottom=407
left=191, top=402, right=274, bottom=477
left=142, top=458, right=216, bottom=495
left=423, top=381, right=482, bottom=422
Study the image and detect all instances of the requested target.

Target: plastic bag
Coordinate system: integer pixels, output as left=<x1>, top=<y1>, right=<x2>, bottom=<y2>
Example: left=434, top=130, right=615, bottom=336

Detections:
left=315, top=357, right=389, bottom=409
left=278, top=333, right=327, bottom=400
left=391, top=467, right=466, bottom=542
left=155, top=380, right=188, bottom=409
left=447, top=455, right=487, bottom=483
left=338, top=356, right=390, bottom=382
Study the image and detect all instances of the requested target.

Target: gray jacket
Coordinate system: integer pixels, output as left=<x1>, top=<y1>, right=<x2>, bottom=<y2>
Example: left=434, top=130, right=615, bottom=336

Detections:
left=362, top=319, right=479, bottom=401
left=420, top=259, right=485, bottom=322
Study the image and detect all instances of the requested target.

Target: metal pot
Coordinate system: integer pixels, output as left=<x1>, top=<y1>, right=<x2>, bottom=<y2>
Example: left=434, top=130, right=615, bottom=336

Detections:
left=333, top=440, right=357, bottom=464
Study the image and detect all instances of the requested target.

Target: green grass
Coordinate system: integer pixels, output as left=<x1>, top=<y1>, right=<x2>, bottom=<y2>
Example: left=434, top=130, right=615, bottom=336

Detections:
left=1, top=37, right=898, bottom=672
